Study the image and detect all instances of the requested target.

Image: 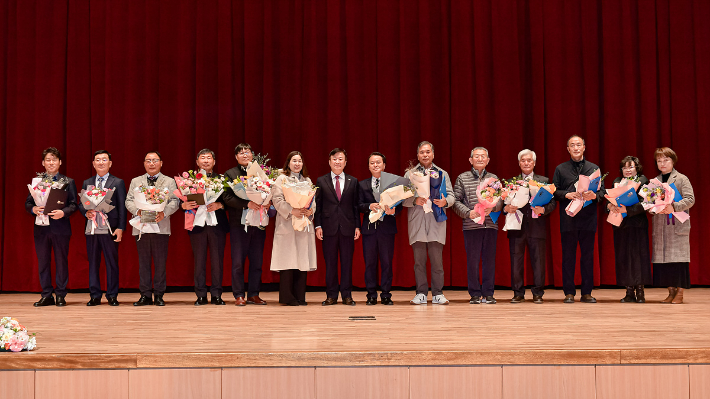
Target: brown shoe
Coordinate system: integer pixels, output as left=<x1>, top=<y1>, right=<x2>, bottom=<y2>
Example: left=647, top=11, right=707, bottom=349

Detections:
left=235, top=297, right=247, bottom=306
left=322, top=297, right=337, bottom=306
left=342, top=297, right=356, bottom=306
left=671, top=288, right=684, bottom=304
left=563, top=294, right=574, bottom=303
left=246, top=296, right=267, bottom=305
left=661, top=287, right=677, bottom=303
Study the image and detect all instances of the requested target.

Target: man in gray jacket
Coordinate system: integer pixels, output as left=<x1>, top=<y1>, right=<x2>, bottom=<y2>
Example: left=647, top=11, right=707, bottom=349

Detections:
left=453, top=147, right=503, bottom=304
left=403, top=141, right=455, bottom=305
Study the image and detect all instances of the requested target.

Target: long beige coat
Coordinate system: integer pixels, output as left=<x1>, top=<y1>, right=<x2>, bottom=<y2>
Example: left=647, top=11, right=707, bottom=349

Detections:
left=270, top=174, right=318, bottom=272
left=651, top=169, right=695, bottom=263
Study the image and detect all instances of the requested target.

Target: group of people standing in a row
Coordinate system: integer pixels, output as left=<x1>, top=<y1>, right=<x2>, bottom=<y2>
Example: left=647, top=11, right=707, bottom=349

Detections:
left=25, top=135, right=694, bottom=307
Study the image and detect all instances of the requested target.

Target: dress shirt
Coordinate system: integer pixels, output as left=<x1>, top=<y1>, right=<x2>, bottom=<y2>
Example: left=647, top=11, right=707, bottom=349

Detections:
left=522, top=172, right=533, bottom=181
left=96, top=173, right=110, bottom=188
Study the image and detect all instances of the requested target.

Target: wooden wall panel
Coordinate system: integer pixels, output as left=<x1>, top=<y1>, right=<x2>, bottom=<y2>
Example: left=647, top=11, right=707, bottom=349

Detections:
left=315, top=367, right=408, bottom=399
left=128, top=369, right=221, bottom=399
left=410, top=366, right=502, bottom=399
left=502, top=365, right=596, bottom=399
left=222, top=367, right=315, bottom=399
left=596, top=365, right=689, bottom=399
left=35, top=369, right=128, bottom=399
left=0, top=370, right=34, bottom=399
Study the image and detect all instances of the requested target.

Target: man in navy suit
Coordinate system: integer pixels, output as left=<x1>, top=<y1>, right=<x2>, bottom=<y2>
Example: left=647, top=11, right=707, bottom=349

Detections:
left=78, top=150, right=127, bottom=307
left=315, top=148, right=361, bottom=306
left=358, top=152, right=402, bottom=305
left=25, top=147, right=78, bottom=307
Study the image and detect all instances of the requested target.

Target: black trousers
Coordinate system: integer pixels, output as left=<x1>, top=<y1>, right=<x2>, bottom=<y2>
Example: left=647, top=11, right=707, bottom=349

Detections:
left=230, top=225, right=266, bottom=298
left=279, top=269, right=307, bottom=304
left=135, top=234, right=169, bottom=297
left=34, top=227, right=70, bottom=297
left=463, top=229, right=497, bottom=297
left=561, top=230, right=596, bottom=296
left=323, top=231, right=355, bottom=299
left=86, top=233, right=120, bottom=298
left=190, top=226, right=227, bottom=297
left=362, top=231, right=395, bottom=299
left=509, top=233, right=546, bottom=297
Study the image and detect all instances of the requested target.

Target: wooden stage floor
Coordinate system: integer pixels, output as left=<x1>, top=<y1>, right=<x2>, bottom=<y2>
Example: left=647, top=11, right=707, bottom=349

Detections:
left=2, top=288, right=710, bottom=369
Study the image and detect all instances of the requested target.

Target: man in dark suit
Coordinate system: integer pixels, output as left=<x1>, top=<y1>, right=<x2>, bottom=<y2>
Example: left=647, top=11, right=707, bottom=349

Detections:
left=181, top=149, right=230, bottom=306
left=25, top=147, right=78, bottom=307
left=315, top=148, right=361, bottom=306
left=553, top=135, right=605, bottom=303
left=504, top=149, right=556, bottom=304
left=78, top=150, right=127, bottom=307
left=222, top=143, right=269, bottom=306
left=358, top=152, right=402, bottom=306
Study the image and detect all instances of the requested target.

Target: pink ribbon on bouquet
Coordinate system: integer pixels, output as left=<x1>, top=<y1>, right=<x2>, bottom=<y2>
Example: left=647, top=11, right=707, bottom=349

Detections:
left=173, top=190, right=196, bottom=231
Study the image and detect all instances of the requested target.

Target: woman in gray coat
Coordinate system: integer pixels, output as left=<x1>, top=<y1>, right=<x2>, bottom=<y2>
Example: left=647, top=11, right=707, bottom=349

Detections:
left=651, top=147, right=695, bottom=304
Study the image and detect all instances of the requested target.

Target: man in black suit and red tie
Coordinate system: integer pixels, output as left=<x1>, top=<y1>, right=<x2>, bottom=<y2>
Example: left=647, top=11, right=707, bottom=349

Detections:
left=358, top=152, right=402, bottom=305
left=504, top=149, right=556, bottom=304
left=78, top=150, right=127, bottom=307
left=25, top=147, right=78, bottom=307
left=315, top=148, right=361, bottom=306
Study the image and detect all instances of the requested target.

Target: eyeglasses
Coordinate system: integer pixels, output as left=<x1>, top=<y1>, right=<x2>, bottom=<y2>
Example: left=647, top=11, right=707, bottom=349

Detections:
left=144, top=159, right=161, bottom=164
left=237, top=151, right=252, bottom=156
left=94, top=159, right=110, bottom=163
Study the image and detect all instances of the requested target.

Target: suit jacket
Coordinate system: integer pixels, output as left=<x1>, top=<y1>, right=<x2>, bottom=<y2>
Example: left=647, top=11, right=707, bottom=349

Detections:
left=222, top=165, right=251, bottom=229
left=506, top=173, right=557, bottom=239
left=358, top=177, right=402, bottom=236
left=25, top=173, right=78, bottom=236
left=651, top=169, right=694, bottom=263
left=124, top=173, right=180, bottom=235
left=77, top=175, right=128, bottom=234
left=314, top=172, right=361, bottom=237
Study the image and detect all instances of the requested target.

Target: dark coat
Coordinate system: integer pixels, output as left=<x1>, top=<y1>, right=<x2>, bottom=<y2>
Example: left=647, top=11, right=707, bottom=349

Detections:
left=314, top=172, right=361, bottom=237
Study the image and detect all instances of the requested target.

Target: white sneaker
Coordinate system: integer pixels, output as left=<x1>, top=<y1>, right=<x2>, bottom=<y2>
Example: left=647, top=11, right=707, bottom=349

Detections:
left=410, top=293, right=427, bottom=305
left=432, top=294, right=449, bottom=305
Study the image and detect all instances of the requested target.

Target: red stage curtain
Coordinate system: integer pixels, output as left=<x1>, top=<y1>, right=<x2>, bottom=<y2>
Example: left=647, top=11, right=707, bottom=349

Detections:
left=2, top=0, right=708, bottom=292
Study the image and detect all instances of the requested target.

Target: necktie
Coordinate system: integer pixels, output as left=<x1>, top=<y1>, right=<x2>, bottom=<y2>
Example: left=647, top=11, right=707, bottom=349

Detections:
left=97, top=176, right=105, bottom=190
left=147, top=176, right=158, bottom=186
left=375, top=178, right=380, bottom=191
left=335, top=175, right=342, bottom=201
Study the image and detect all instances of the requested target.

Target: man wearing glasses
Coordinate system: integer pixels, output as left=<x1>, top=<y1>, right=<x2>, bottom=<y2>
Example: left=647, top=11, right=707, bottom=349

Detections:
left=552, top=136, right=605, bottom=304
left=78, top=150, right=127, bottom=306
left=222, top=143, right=269, bottom=306
left=124, top=151, right=179, bottom=306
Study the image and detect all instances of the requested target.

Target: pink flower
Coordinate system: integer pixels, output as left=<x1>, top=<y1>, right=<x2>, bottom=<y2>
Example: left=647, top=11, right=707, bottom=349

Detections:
left=182, top=172, right=189, bottom=178
left=7, top=335, right=27, bottom=352
left=190, top=188, right=196, bottom=194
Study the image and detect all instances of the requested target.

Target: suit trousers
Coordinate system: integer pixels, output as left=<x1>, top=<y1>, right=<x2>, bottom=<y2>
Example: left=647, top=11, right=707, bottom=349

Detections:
left=86, top=234, right=120, bottom=298
left=279, top=269, right=307, bottom=304
left=323, top=230, right=355, bottom=299
left=509, top=233, right=546, bottom=297
left=362, top=231, right=395, bottom=299
left=463, top=229, right=497, bottom=297
left=561, top=230, right=596, bottom=296
left=412, top=241, right=444, bottom=296
left=34, top=227, right=70, bottom=297
left=135, top=234, right=169, bottom=297
left=230, top=225, right=265, bottom=298
left=190, top=226, right=227, bottom=297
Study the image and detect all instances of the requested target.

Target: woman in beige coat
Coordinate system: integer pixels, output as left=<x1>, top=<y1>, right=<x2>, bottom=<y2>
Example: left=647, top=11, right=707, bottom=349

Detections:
left=651, top=147, right=695, bottom=304
left=270, top=151, right=317, bottom=306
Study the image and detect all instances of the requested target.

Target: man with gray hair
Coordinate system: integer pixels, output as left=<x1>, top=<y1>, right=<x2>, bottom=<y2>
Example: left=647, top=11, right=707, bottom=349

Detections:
left=504, top=149, right=556, bottom=304
left=403, top=141, right=455, bottom=305
left=453, top=147, right=503, bottom=304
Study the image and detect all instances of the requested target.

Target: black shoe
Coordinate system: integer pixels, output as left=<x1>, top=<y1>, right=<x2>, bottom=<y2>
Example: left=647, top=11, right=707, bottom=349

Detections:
left=469, top=296, right=481, bottom=304
left=154, top=295, right=165, bottom=306
left=482, top=296, right=497, bottom=304
left=635, top=285, right=645, bottom=303
left=381, top=297, right=394, bottom=306
left=286, top=300, right=299, bottom=306
left=620, top=286, right=636, bottom=303
left=107, top=297, right=119, bottom=306
left=580, top=294, right=596, bottom=303
left=322, top=297, right=337, bottom=306
left=510, top=296, right=524, bottom=304
left=87, top=297, right=102, bottom=306
left=56, top=296, right=67, bottom=307
left=211, top=296, right=226, bottom=305
left=33, top=295, right=55, bottom=307
left=194, top=296, right=208, bottom=306
left=366, top=297, right=377, bottom=306
left=298, top=300, right=308, bottom=306
left=563, top=294, right=575, bottom=303
left=533, top=295, right=543, bottom=304
left=133, top=295, right=153, bottom=306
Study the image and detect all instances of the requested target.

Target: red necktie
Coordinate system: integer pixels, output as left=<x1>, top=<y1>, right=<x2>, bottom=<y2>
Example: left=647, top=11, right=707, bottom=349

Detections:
left=335, top=175, right=342, bottom=201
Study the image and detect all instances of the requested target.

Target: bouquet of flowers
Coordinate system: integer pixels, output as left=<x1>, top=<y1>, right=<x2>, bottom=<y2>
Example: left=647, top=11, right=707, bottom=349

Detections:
left=1, top=317, right=37, bottom=352
left=79, top=185, right=117, bottom=234
left=565, top=169, right=605, bottom=217
left=640, top=178, right=690, bottom=223
left=368, top=173, right=415, bottom=223
left=527, top=180, right=557, bottom=219
left=128, top=184, right=171, bottom=237
left=281, top=178, right=317, bottom=231
left=604, top=176, right=642, bottom=227
left=408, top=169, right=439, bottom=213
left=226, top=156, right=278, bottom=230
left=174, top=170, right=225, bottom=230
left=27, top=172, right=70, bottom=226
left=501, top=178, right=530, bottom=231
left=473, top=177, right=503, bottom=225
